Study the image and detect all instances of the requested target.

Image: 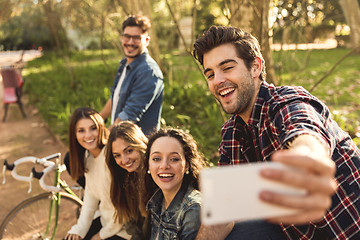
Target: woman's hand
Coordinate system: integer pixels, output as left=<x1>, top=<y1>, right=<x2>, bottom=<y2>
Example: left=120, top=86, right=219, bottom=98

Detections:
left=65, top=233, right=83, bottom=240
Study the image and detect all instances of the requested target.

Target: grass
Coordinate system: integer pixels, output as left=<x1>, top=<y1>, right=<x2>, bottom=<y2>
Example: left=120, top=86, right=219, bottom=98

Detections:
left=273, top=48, right=360, bottom=143
left=23, top=50, right=119, bottom=138
left=23, top=48, right=360, bottom=164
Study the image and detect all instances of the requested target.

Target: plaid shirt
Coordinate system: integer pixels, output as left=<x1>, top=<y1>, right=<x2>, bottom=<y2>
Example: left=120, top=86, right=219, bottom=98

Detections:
left=218, top=82, right=360, bottom=239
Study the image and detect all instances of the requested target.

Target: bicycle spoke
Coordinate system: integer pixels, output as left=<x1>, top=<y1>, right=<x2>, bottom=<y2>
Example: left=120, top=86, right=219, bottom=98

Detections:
left=0, top=192, right=82, bottom=240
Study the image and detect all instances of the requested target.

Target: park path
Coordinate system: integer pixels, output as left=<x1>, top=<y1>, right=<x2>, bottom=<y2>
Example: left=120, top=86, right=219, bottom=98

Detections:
left=0, top=50, right=74, bottom=224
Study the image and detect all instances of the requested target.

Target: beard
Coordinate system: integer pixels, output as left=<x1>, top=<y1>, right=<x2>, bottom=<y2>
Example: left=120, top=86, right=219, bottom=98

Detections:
left=123, top=44, right=142, bottom=59
left=218, top=73, right=256, bottom=115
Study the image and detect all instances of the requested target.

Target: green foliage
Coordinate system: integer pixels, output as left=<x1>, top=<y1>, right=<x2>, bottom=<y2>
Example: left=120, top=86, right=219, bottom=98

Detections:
left=0, top=7, right=52, bottom=50
left=24, top=50, right=120, bottom=141
left=274, top=48, right=360, bottom=141
left=151, top=0, right=223, bottom=51
left=272, top=0, right=345, bottom=44
left=24, top=48, right=360, bottom=165
left=273, top=0, right=345, bottom=27
left=161, top=52, right=224, bottom=164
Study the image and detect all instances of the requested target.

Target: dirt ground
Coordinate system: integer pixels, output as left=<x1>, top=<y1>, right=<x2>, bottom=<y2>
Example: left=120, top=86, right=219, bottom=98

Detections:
left=0, top=51, right=75, bottom=224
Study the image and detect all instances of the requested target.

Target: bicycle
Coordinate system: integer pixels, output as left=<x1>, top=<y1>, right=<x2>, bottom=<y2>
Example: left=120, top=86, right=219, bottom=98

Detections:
left=0, top=153, right=83, bottom=240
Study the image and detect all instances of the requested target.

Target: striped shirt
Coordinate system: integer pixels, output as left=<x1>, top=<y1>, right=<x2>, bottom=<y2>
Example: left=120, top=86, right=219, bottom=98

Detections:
left=218, top=82, right=360, bottom=239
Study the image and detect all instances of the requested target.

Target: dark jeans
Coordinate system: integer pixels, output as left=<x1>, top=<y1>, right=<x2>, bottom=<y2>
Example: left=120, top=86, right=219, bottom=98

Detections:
left=225, top=220, right=286, bottom=240
left=82, top=217, right=126, bottom=240
left=105, top=236, right=126, bottom=240
left=83, top=217, right=101, bottom=240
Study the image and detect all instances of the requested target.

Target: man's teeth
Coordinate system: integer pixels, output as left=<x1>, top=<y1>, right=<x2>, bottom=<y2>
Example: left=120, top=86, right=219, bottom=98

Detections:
left=219, top=88, right=234, bottom=96
left=159, top=174, right=174, bottom=178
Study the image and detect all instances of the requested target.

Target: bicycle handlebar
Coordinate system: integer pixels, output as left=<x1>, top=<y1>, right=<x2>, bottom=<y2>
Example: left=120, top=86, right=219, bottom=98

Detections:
left=2, top=153, right=63, bottom=193
left=31, top=167, right=44, bottom=179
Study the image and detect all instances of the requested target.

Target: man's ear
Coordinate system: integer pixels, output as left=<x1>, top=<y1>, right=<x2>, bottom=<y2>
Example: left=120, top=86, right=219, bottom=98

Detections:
left=251, top=57, right=262, bottom=79
left=145, top=35, right=150, bottom=46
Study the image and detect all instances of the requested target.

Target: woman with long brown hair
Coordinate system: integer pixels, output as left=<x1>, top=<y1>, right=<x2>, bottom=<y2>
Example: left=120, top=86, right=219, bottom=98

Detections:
left=65, top=107, right=129, bottom=240
left=105, top=121, right=149, bottom=239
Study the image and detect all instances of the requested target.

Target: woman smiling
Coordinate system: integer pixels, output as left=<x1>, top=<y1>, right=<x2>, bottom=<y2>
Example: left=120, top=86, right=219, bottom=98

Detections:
left=143, top=128, right=207, bottom=240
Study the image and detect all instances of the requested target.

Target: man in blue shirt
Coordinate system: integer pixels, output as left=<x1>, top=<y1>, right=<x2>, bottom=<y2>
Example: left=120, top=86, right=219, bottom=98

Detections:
left=100, top=15, right=164, bottom=136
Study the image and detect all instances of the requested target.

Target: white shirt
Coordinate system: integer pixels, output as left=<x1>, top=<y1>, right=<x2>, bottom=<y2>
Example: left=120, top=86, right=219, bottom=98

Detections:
left=67, top=148, right=131, bottom=239
left=111, top=67, right=127, bottom=124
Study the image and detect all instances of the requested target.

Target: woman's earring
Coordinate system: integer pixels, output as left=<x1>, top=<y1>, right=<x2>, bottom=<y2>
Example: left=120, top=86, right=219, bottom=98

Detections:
left=147, top=170, right=151, bottom=174
left=185, top=170, right=189, bottom=175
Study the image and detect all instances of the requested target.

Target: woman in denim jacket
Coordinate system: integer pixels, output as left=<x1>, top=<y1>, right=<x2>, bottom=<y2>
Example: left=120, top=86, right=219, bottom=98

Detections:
left=142, top=128, right=207, bottom=239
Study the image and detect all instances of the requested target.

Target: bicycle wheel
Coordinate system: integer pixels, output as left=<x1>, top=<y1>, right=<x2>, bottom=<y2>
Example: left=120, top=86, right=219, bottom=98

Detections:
left=0, top=192, right=82, bottom=240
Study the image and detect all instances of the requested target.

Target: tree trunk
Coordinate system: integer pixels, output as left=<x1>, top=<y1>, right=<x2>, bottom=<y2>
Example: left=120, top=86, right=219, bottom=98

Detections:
left=41, top=0, right=69, bottom=51
left=339, top=0, right=360, bottom=50
left=228, top=0, right=277, bottom=84
left=0, top=1, right=15, bottom=23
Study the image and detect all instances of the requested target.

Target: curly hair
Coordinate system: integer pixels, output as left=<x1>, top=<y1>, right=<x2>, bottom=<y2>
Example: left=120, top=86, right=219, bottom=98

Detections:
left=142, top=127, right=208, bottom=205
left=68, top=107, right=108, bottom=181
left=122, top=14, right=151, bottom=33
left=106, top=121, right=148, bottom=223
left=193, top=25, right=266, bottom=81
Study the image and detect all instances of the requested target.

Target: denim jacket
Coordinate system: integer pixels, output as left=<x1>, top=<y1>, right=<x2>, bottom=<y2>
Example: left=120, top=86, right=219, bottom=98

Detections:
left=146, top=185, right=201, bottom=240
left=111, top=50, right=164, bottom=135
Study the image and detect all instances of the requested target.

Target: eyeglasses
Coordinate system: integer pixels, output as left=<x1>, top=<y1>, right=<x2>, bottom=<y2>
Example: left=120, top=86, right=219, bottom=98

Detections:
left=121, top=33, right=143, bottom=42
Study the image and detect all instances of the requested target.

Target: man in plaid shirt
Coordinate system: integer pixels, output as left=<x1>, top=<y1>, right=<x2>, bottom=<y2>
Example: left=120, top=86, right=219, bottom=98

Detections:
left=193, top=26, right=360, bottom=239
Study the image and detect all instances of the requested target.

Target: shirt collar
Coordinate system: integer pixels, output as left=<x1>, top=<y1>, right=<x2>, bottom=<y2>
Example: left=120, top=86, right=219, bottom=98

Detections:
left=120, top=49, right=149, bottom=70
left=146, top=185, right=191, bottom=217
left=246, top=81, right=272, bottom=127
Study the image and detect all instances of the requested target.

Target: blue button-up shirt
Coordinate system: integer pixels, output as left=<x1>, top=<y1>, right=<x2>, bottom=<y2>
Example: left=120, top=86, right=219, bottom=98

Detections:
left=111, top=50, right=164, bottom=135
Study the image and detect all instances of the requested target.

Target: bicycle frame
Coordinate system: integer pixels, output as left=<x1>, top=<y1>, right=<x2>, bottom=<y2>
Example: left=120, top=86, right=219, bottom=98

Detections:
left=46, top=163, right=80, bottom=239
left=2, top=152, right=83, bottom=240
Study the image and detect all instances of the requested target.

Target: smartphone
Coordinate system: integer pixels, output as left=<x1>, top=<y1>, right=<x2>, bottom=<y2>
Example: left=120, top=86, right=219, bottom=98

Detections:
left=200, top=162, right=306, bottom=225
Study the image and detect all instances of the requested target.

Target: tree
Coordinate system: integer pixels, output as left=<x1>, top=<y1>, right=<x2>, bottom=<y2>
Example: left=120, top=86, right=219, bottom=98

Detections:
left=40, top=0, right=69, bottom=51
left=0, top=0, right=72, bottom=51
left=339, top=0, right=360, bottom=50
left=0, top=0, right=15, bottom=23
left=225, top=0, right=277, bottom=84
left=0, top=7, right=52, bottom=50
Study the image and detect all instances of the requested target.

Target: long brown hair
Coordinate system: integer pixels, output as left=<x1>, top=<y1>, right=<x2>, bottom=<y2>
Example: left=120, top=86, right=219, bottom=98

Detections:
left=142, top=128, right=208, bottom=205
left=106, top=121, right=148, bottom=223
left=68, top=107, right=108, bottom=181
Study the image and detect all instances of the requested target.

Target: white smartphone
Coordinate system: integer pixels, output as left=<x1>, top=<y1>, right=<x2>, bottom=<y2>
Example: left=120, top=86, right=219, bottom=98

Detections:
left=200, top=162, right=306, bottom=225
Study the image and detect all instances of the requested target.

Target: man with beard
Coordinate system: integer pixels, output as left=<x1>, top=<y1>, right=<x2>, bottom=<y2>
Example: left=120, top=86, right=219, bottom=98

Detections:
left=100, top=15, right=164, bottom=136
left=193, top=26, right=360, bottom=239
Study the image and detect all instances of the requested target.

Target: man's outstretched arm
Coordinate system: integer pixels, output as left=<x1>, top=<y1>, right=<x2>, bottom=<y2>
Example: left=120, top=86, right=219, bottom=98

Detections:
left=195, top=222, right=234, bottom=240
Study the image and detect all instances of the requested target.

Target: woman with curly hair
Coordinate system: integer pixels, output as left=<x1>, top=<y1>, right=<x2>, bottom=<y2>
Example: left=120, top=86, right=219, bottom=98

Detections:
left=143, top=128, right=208, bottom=239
